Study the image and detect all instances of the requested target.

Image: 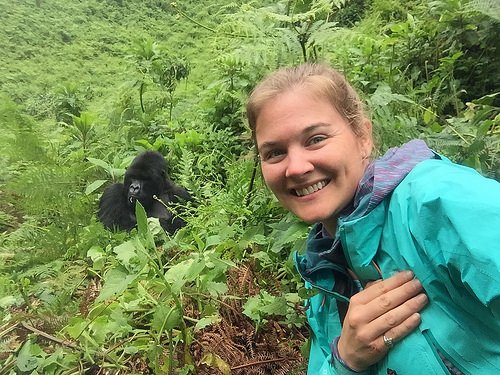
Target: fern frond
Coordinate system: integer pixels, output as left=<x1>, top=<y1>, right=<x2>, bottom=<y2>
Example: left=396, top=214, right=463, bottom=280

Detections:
left=466, top=0, right=500, bottom=20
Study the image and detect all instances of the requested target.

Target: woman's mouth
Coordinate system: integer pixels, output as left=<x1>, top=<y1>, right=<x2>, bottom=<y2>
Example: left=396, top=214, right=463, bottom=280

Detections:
left=293, top=180, right=329, bottom=197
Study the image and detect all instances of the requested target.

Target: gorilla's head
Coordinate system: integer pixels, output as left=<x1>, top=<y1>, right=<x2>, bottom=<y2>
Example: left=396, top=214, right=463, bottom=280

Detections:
left=123, top=151, right=169, bottom=209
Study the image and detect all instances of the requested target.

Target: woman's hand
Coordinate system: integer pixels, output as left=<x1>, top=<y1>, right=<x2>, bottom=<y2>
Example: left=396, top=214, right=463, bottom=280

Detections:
left=337, top=270, right=428, bottom=372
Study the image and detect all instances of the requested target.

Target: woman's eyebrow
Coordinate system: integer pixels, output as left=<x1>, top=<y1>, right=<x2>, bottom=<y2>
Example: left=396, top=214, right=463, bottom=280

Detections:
left=258, top=123, right=331, bottom=151
left=303, top=123, right=330, bottom=134
left=257, top=141, right=278, bottom=154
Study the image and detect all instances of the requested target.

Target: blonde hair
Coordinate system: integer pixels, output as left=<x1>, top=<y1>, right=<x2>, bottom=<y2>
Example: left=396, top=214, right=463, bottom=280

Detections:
left=246, top=63, right=368, bottom=144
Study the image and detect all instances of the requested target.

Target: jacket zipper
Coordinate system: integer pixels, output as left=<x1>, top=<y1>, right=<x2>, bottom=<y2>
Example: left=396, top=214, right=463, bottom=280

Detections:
left=294, top=252, right=351, bottom=303
left=422, top=330, right=466, bottom=375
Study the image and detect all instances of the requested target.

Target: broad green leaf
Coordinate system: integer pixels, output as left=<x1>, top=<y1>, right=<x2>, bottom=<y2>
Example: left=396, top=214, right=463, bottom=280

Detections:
left=242, top=296, right=261, bottom=321
left=135, top=139, right=153, bottom=148
left=168, top=256, right=207, bottom=293
left=87, top=246, right=106, bottom=270
left=472, top=93, right=498, bottom=106
left=135, top=201, right=149, bottom=235
left=152, top=304, right=181, bottom=332
left=430, top=122, right=443, bottom=133
left=194, top=315, right=221, bottom=332
left=369, top=84, right=414, bottom=108
left=179, top=365, right=196, bottom=375
left=65, top=318, right=87, bottom=339
left=206, top=252, right=236, bottom=269
left=285, top=292, right=301, bottom=304
left=89, top=316, right=109, bottom=343
left=477, top=119, right=492, bottom=137
left=243, top=291, right=288, bottom=321
left=87, top=246, right=105, bottom=262
left=85, top=179, right=107, bottom=195
left=135, top=202, right=155, bottom=247
left=205, top=235, right=222, bottom=248
left=108, top=306, right=133, bottom=336
left=193, top=233, right=205, bottom=252
left=87, top=157, right=111, bottom=170
left=185, top=258, right=206, bottom=281
left=123, top=346, right=139, bottom=354
left=42, top=348, right=77, bottom=374
left=17, top=340, right=43, bottom=371
left=251, top=251, right=272, bottom=265
left=390, top=23, right=406, bottom=33
left=96, top=267, right=137, bottom=302
left=113, top=240, right=139, bottom=270
left=165, top=258, right=195, bottom=293
left=205, top=281, right=228, bottom=296
left=164, top=306, right=182, bottom=330
left=165, top=259, right=191, bottom=281
left=260, top=296, right=288, bottom=316
left=298, top=287, right=319, bottom=299
left=111, top=167, right=126, bottom=179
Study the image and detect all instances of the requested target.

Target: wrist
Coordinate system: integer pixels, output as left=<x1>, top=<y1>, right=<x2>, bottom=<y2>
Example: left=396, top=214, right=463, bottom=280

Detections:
left=331, top=336, right=369, bottom=374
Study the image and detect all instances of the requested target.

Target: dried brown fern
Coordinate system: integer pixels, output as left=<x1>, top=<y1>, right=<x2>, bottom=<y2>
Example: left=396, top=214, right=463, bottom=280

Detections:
left=227, top=262, right=260, bottom=297
left=193, top=309, right=305, bottom=374
left=78, top=277, right=101, bottom=316
left=191, top=261, right=306, bottom=374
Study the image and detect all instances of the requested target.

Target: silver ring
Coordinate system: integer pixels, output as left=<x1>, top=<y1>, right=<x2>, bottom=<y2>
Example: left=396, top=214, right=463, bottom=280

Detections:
left=383, top=334, right=394, bottom=349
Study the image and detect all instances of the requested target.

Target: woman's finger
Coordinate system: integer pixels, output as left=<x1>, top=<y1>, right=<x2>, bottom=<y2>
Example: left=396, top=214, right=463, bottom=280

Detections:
left=369, top=293, right=428, bottom=338
left=354, top=270, right=416, bottom=304
left=351, top=275, right=424, bottom=323
left=377, top=312, right=422, bottom=351
left=364, top=278, right=424, bottom=320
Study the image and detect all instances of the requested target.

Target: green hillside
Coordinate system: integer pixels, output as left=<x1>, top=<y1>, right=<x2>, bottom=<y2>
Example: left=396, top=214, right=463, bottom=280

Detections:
left=0, top=0, right=498, bottom=373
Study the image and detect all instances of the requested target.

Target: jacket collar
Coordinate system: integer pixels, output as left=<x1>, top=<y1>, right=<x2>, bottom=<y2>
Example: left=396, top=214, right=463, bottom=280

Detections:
left=338, top=201, right=387, bottom=280
left=302, top=140, right=436, bottom=280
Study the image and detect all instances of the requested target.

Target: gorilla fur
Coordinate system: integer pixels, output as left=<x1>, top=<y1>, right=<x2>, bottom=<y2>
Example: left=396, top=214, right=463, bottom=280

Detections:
left=98, top=151, right=191, bottom=234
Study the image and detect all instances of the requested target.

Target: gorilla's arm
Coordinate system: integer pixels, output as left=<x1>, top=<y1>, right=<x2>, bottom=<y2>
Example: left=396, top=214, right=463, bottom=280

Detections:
left=164, top=180, right=192, bottom=202
left=98, top=183, right=137, bottom=231
left=151, top=182, right=192, bottom=234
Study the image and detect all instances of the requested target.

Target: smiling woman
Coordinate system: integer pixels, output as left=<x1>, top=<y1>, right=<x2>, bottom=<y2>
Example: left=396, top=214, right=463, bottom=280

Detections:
left=254, top=86, right=372, bottom=234
left=246, top=63, right=500, bottom=375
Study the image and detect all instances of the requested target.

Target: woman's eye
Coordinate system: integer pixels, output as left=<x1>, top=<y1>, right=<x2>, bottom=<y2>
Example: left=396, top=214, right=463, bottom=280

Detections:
left=308, top=136, right=326, bottom=145
left=263, top=149, right=285, bottom=161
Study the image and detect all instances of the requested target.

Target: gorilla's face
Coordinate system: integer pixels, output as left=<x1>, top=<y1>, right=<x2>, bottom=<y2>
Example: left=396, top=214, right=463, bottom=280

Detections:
left=126, top=178, right=154, bottom=207
left=124, top=152, right=168, bottom=209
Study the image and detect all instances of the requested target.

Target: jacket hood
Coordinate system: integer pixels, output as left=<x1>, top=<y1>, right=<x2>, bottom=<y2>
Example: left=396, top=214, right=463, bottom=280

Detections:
left=349, top=139, right=436, bottom=220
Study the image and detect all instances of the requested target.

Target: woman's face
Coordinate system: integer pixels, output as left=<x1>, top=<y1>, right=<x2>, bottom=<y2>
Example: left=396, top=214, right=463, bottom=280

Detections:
left=255, top=86, right=372, bottom=234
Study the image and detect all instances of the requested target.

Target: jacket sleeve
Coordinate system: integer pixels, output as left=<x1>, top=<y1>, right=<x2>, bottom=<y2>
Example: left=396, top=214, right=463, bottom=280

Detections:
left=308, top=329, right=371, bottom=375
left=407, top=160, right=500, bottom=318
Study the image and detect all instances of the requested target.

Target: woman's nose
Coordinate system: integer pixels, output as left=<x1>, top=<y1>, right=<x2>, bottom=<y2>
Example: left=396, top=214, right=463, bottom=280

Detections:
left=285, top=149, right=314, bottom=178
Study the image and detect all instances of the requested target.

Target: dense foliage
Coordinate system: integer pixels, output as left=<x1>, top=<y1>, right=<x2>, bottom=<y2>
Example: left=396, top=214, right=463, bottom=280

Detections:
left=0, top=0, right=498, bottom=374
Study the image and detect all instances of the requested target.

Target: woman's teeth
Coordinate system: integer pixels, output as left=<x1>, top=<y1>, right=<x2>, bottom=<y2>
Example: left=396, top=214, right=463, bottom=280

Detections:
left=295, top=180, right=327, bottom=197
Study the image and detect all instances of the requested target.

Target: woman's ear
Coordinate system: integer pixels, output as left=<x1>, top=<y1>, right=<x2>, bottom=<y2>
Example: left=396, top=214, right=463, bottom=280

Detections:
left=359, top=118, right=374, bottom=158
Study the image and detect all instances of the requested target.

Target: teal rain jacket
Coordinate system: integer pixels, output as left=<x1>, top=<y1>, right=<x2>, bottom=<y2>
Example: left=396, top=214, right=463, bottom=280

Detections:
left=295, top=157, right=500, bottom=375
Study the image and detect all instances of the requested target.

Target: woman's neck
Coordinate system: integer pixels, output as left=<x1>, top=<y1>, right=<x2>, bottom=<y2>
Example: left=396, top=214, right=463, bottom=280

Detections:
left=321, top=220, right=337, bottom=238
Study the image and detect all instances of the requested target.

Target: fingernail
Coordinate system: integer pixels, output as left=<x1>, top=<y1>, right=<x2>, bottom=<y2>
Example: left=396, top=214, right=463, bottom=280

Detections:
left=417, top=294, right=428, bottom=304
left=412, top=279, right=422, bottom=289
left=405, top=270, right=414, bottom=278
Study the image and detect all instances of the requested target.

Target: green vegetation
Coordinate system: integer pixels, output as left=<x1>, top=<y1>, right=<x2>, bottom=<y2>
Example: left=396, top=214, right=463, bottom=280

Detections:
left=0, top=0, right=498, bottom=373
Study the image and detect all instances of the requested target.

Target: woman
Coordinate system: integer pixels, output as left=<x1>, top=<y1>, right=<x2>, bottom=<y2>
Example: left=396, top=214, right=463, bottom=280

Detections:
left=246, top=63, right=500, bottom=375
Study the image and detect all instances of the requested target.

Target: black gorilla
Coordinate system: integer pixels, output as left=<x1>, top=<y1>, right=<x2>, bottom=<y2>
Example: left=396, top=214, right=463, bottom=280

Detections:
left=98, top=151, right=191, bottom=234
